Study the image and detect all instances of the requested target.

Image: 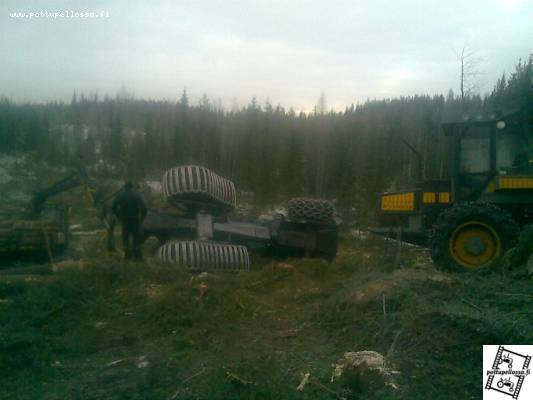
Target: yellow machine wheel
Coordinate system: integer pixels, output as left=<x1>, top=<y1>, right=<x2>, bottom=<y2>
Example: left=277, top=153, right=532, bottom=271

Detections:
left=448, top=221, right=501, bottom=268
left=431, top=203, right=519, bottom=271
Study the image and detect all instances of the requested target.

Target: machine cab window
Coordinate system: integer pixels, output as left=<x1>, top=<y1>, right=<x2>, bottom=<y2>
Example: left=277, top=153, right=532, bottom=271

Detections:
left=459, top=119, right=533, bottom=176
left=459, top=127, right=491, bottom=174
left=497, top=125, right=532, bottom=173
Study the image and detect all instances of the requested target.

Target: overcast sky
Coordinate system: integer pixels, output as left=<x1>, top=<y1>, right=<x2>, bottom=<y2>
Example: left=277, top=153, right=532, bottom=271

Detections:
left=1, top=0, right=531, bottom=111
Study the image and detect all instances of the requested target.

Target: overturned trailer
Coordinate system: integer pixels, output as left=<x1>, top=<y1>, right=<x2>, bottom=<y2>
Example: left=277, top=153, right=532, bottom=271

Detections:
left=141, top=165, right=338, bottom=271
left=0, top=163, right=337, bottom=271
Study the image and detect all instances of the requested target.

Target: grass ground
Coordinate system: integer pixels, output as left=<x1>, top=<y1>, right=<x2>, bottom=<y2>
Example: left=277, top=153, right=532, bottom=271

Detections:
left=1, top=158, right=532, bottom=399
left=1, top=233, right=532, bottom=400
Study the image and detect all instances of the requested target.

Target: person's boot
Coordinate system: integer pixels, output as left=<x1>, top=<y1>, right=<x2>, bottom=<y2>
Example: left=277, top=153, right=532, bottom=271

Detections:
left=107, top=230, right=116, bottom=252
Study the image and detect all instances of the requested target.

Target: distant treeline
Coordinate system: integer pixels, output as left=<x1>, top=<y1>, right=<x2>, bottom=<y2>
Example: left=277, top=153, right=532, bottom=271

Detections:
left=0, top=55, right=531, bottom=220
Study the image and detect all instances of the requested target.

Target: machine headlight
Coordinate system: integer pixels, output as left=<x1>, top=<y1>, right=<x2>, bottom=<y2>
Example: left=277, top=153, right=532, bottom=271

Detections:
left=496, top=120, right=506, bottom=130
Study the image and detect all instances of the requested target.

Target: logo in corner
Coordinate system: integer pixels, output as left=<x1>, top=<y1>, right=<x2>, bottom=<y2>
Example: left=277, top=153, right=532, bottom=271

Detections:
left=484, top=345, right=532, bottom=399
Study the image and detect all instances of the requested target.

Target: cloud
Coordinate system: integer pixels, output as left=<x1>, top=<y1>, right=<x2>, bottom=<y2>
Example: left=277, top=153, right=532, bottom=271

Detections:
left=494, top=0, right=526, bottom=12
left=0, top=0, right=531, bottom=108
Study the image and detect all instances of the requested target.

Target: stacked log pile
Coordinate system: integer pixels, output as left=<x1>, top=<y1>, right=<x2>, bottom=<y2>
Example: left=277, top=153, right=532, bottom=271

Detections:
left=0, top=219, right=59, bottom=254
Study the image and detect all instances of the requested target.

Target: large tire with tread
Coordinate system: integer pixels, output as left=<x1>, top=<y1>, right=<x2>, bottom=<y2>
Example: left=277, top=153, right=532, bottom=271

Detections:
left=157, top=240, right=250, bottom=272
left=501, top=224, right=533, bottom=274
left=431, top=202, right=519, bottom=270
left=162, top=165, right=236, bottom=214
left=287, top=198, right=335, bottom=225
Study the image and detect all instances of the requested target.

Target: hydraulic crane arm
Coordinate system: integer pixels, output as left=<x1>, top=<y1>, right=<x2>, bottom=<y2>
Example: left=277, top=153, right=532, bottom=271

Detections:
left=28, top=164, right=90, bottom=218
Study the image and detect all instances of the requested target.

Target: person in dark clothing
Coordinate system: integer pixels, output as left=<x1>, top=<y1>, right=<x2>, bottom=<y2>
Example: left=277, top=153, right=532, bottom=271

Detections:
left=111, top=181, right=147, bottom=260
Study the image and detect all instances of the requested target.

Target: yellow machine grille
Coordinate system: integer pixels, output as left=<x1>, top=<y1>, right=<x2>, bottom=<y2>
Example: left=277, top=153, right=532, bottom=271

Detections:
left=438, top=192, right=450, bottom=203
left=381, top=192, right=415, bottom=211
left=497, top=177, right=533, bottom=189
left=422, top=192, right=436, bottom=203
left=422, top=192, right=450, bottom=204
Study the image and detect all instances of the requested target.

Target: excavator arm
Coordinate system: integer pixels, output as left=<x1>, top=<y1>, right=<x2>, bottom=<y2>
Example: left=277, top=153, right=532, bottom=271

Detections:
left=28, top=168, right=88, bottom=218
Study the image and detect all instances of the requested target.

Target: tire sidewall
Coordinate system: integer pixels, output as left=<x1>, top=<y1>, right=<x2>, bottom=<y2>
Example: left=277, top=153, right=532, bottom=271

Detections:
left=431, top=202, right=519, bottom=271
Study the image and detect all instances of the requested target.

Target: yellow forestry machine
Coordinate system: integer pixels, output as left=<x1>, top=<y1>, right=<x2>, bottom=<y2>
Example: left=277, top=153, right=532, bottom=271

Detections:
left=372, top=108, right=533, bottom=270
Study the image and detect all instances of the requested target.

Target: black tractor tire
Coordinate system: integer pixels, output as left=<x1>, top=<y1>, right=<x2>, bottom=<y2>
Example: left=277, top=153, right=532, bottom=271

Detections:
left=501, top=223, right=533, bottom=275
left=287, top=198, right=335, bottom=225
left=162, top=165, right=237, bottom=214
left=157, top=240, right=250, bottom=272
left=430, top=202, right=519, bottom=271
